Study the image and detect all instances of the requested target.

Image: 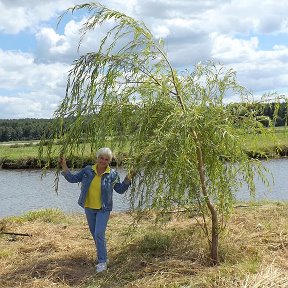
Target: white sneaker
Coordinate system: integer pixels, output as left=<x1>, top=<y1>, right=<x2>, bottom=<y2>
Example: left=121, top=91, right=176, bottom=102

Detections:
left=96, top=262, right=107, bottom=273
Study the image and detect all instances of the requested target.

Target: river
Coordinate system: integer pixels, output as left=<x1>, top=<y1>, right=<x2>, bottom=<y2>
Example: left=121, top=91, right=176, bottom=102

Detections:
left=0, top=159, right=287, bottom=218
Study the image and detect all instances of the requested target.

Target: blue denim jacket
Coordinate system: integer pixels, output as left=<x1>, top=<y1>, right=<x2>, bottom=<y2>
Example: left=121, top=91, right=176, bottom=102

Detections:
left=62, top=165, right=130, bottom=211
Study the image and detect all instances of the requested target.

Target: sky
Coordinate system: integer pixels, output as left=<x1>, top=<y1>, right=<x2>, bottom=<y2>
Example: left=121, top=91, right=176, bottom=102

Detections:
left=1, top=0, right=288, bottom=119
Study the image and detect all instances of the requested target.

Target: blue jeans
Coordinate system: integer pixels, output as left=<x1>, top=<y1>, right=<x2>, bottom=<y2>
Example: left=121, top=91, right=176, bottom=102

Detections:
left=84, top=208, right=111, bottom=263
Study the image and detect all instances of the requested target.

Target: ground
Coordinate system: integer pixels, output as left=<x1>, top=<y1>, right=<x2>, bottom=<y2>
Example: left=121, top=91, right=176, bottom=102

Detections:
left=0, top=203, right=287, bottom=288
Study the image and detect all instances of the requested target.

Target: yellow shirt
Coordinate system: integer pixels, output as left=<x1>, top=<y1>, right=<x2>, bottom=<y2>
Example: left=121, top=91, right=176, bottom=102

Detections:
left=84, top=164, right=111, bottom=209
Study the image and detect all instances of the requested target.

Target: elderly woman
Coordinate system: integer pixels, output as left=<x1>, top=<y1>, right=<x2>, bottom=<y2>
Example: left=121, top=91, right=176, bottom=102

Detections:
left=59, top=147, right=132, bottom=273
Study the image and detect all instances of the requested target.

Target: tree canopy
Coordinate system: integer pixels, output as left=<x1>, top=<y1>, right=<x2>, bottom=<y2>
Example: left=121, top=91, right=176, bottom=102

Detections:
left=39, top=2, right=287, bottom=265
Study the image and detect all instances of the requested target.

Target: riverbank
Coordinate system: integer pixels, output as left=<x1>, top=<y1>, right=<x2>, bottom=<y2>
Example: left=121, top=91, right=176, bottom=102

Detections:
left=0, top=203, right=287, bottom=288
left=0, top=141, right=127, bottom=169
left=1, top=126, right=288, bottom=169
left=1, top=145, right=288, bottom=169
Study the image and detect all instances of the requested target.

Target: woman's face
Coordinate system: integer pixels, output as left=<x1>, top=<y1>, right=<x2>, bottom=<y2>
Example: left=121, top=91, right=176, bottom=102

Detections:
left=97, top=154, right=110, bottom=168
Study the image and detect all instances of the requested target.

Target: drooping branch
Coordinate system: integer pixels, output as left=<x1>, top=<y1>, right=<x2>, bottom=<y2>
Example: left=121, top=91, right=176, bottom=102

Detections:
left=153, top=45, right=186, bottom=110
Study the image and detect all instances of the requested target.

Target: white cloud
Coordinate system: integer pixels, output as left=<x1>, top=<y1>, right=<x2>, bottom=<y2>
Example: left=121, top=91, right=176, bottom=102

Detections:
left=152, top=25, right=170, bottom=39
left=0, top=95, right=43, bottom=118
left=0, top=49, right=69, bottom=118
left=210, top=32, right=288, bottom=93
left=211, top=33, right=259, bottom=63
left=1, top=0, right=288, bottom=119
left=35, top=27, right=72, bottom=63
left=0, top=0, right=97, bottom=34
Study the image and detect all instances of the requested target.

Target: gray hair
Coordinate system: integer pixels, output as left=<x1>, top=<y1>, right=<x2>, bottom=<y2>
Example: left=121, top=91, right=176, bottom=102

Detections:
left=96, top=147, right=113, bottom=161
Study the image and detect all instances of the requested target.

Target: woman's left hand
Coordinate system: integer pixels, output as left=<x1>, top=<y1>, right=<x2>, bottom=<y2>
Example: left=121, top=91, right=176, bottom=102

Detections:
left=126, top=170, right=136, bottom=181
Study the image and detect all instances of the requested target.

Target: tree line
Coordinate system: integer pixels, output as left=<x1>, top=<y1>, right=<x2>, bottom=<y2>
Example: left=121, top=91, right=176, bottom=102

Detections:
left=0, top=102, right=287, bottom=142
left=0, top=118, right=52, bottom=142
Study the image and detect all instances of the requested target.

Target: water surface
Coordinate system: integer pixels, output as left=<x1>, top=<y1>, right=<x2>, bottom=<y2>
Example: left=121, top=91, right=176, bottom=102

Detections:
left=1, top=159, right=287, bottom=218
left=0, top=169, right=130, bottom=218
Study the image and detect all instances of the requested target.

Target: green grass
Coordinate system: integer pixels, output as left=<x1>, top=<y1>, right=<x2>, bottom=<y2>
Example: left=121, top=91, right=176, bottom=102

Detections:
left=243, top=127, right=288, bottom=151
left=6, top=209, right=69, bottom=224
left=0, top=143, right=41, bottom=159
left=0, top=140, right=129, bottom=159
left=0, top=127, right=287, bottom=162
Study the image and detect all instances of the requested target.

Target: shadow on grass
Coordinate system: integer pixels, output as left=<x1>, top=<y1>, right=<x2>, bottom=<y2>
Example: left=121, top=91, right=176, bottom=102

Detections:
left=87, top=230, right=206, bottom=288
left=0, top=254, right=95, bottom=287
left=0, top=224, right=208, bottom=287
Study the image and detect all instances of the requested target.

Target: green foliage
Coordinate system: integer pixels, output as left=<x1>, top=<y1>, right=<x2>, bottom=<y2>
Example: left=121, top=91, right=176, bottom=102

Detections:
left=0, top=118, right=52, bottom=142
left=39, top=2, right=287, bottom=264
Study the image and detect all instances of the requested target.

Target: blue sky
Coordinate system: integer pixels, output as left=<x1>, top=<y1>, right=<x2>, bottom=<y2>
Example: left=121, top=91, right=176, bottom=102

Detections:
left=1, top=0, right=288, bottom=119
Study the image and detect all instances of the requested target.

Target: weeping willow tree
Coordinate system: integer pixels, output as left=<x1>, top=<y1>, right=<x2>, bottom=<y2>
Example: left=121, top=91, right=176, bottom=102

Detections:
left=39, top=2, right=280, bottom=265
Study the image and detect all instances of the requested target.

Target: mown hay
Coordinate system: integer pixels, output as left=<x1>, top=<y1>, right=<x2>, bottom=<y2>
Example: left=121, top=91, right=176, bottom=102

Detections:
left=0, top=204, right=287, bottom=288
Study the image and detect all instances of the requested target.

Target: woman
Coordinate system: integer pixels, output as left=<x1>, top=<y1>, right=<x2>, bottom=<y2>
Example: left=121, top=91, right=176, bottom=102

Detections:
left=59, top=147, right=132, bottom=273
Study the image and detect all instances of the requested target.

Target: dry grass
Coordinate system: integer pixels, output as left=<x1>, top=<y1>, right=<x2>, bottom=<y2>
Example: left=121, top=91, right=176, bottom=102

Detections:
left=0, top=203, right=287, bottom=288
left=239, top=265, right=288, bottom=287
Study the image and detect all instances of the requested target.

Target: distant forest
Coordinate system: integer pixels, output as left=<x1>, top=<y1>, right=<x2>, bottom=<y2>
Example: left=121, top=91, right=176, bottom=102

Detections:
left=0, top=118, right=52, bottom=142
left=0, top=102, right=287, bottom=142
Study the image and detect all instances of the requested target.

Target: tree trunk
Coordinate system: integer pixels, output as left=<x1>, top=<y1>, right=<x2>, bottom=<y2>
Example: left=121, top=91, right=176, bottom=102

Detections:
left=193, top=130, right=219, bottom=265
left=210, top=208, right=219, bottom=266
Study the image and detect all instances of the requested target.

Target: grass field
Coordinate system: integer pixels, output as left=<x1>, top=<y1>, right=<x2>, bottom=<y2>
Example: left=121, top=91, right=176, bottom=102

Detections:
left=0, top=142, right=43, bottom=159
left=0, top=127, right=287, bottom=162
left=0, top=203, right=287, bottom=287
left=242, top=126, right=288, bottom=152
